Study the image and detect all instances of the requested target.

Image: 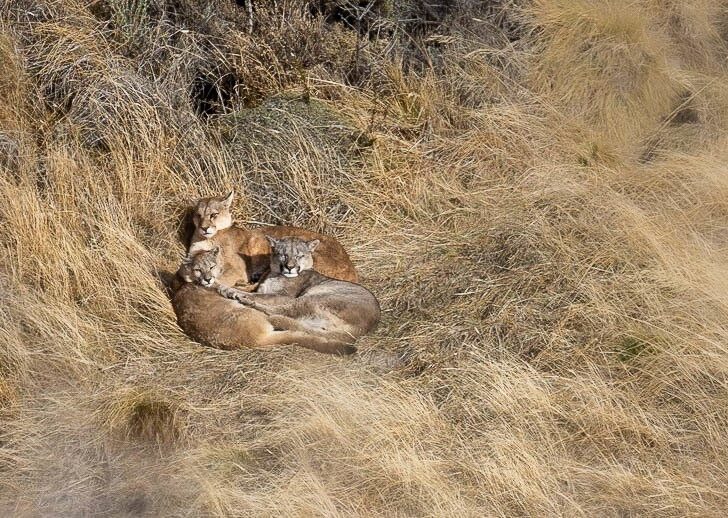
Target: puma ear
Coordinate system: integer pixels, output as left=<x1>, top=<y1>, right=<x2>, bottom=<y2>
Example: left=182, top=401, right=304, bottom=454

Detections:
left=210, top=246, right=221, bottom=255
left=222, top=191, right=234, bottom=208
left=186, top=197, right=198, bottom=211
left=307, top=239, right=320, bottom=252
left=179, top=257, right=194, bottom=283
left=265, top=235, right=279, bottom=248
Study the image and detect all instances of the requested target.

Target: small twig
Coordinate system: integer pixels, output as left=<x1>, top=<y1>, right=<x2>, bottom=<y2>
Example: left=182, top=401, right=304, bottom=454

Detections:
left=247, top=0, right=253, bottom=35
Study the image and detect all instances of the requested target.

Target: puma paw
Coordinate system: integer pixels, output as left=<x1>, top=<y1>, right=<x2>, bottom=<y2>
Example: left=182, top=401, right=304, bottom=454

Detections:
left=233, top=292, right=254, bottom=304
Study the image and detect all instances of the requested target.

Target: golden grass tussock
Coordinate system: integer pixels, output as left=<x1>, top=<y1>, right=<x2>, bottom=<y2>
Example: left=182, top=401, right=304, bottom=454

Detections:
left=527, top=0, right=682, bottom=154
left=103, top=387, right=183, bottom=445
left=1, top=0, right=728, bottom=515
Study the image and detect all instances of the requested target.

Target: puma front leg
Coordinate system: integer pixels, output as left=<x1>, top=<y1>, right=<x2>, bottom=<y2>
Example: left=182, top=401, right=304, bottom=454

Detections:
left=217, top=285, right=287, bottom=315
left=267, top=314, right=325, bottom=334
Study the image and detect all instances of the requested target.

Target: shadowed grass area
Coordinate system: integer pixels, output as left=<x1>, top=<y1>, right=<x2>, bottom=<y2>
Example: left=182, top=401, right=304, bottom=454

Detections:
left=1, top=0, right=728, bottom=515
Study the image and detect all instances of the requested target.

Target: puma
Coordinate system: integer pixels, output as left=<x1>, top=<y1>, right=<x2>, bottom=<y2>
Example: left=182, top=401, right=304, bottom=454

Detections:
left=173, top=247, right=355, bottom=355
left=221, top=237, right=380, bottom=346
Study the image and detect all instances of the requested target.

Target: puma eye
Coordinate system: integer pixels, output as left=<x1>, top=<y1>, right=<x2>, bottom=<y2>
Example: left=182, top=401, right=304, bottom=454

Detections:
left=210, top=213, right=218, bottom=218
left=193, top=268, right=202, bottom=274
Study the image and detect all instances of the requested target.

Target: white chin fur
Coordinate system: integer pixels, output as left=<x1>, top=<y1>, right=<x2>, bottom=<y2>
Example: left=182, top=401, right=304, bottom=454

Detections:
left=283, top=272, right=298, bottom=278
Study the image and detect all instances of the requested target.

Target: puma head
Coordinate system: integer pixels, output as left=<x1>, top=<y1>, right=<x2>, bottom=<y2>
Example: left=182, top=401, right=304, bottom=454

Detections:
left=192, top=192, right=233, bottom=239
left=266, top=236, right=319, bottom=278
left=181, top=247, right=223, bottom=287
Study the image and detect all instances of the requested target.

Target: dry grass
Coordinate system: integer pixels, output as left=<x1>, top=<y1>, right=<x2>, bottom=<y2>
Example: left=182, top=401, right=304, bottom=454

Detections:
left=1, top=0, right=728, bottom=515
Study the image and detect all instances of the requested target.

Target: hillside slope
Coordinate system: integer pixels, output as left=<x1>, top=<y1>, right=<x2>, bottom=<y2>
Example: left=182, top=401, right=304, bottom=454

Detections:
left=1, top=0, right=728, bottom=515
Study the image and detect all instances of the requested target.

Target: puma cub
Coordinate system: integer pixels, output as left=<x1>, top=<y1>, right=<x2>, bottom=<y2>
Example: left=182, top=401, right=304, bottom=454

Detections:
left=174, top=247, right=354, bottom=355
left=222, top=237, right=380, bottom=345
left=182, top=192, right=358, bottom=288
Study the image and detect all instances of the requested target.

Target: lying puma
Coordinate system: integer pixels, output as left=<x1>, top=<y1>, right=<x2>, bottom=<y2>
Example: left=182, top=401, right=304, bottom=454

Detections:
left=183, top=192, right=357, bottom=288
left=221, top=237, right=380, bottom=345
left=173, top=247, right=355, bottom=355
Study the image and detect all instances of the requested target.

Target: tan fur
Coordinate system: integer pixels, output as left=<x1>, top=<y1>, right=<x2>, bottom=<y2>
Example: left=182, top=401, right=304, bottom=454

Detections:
left=223, top=237, right=380, bottom=346
left=184, top=193, right=358, bottom=288
left=191, top=192, right=234, bottom=241
left=178, top=246, right=223, bottom=287
left=172, top=250, right=355, bottom=355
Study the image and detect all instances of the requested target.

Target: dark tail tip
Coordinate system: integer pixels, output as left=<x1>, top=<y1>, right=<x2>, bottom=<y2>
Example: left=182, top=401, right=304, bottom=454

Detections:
left=301, top=336, right=357, bottom=356
left=336, top=343, right=357, bottom=356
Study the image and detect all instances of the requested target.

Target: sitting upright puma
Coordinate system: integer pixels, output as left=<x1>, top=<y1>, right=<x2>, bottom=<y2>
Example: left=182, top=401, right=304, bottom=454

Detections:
left=182, top=192, right=357, bottom=288
left=221, top=237, right=380, bottom=345
left=174, top=247, right=355, bottom=355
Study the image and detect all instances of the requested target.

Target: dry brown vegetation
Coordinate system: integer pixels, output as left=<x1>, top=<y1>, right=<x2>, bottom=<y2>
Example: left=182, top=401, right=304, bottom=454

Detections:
left=1, top=0, right=728, bottom=515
